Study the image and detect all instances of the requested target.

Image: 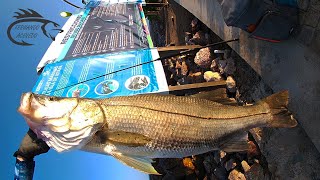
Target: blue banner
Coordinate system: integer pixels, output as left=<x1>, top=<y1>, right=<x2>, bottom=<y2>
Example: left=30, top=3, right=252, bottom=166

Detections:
left=33, top=49, right=166, bottom=98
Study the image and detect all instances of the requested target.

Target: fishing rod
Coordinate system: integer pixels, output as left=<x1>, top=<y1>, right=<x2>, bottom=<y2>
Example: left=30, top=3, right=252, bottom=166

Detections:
left=53, top=38, right=239, bottom=92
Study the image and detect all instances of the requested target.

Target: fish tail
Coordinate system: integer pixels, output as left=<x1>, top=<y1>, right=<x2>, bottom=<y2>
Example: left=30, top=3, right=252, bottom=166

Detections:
left=262, top=90, right=297, bottom=128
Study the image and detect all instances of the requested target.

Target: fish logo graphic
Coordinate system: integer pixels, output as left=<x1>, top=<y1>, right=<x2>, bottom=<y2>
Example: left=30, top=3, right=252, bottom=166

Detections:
left=7, top=9, right=63, bottom=46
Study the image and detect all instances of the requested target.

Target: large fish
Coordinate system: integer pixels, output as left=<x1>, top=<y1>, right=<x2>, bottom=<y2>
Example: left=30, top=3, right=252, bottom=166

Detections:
left=17, top=91, right=297, bottom=174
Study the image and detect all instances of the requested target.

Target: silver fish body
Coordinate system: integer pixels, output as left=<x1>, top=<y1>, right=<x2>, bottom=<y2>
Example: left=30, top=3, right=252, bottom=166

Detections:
left=18, top=91, right=296, bottom=174
left=87, top=95, right=270, bottom=158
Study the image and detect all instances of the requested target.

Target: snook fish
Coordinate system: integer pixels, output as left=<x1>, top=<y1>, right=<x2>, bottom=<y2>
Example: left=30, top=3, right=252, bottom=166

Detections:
left=18, top=91, right=297, bottom=174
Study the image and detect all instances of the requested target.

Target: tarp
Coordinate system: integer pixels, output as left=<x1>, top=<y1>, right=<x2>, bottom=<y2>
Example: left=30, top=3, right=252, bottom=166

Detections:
left=33, top=1, right=168, bottom=98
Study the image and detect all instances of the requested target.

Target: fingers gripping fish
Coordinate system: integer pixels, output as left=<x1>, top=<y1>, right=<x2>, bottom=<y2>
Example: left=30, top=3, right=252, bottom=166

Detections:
left=18, top=91, right=297, bottom=174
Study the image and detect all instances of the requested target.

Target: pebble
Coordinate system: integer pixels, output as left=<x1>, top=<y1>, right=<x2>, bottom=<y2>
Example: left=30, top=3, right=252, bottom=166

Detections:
left=203, top=154, right=216, bottom=173
left=244, top=163, right=265, bottom=180
left=247, top=141, right=261, bottom=158
left=204, top=71, right=222, bottom=82
left=194, top=47, right=212, bottom=68
left=183, top=157, right=196, bottom=171
left=226, top=76, right=237, bottom=93
left=228, top=169, right=246, bottom=180
left=224, top=57, right=236, bottom=75
left=224, top=158, right=237, bottom=171
left=214, top=166, right=228, bottom=180
left=241, top=160, right=251, bottom=172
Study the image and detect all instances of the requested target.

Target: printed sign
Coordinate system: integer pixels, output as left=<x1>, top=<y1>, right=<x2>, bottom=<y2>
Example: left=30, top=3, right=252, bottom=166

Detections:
left=33, top=49, right=168, bottom=98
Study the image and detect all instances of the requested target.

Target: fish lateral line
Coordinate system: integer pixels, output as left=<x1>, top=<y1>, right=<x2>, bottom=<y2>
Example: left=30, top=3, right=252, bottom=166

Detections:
left=101, top=103, right=270, bottom=120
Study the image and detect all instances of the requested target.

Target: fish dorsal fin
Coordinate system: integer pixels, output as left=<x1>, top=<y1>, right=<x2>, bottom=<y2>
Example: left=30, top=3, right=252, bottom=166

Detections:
left=190, top=88, right=238, bottom=106
left=219, top=131, right=249, bottom=153
left=97, top=130, right=152, bottom=147
left=112, top=153, right=160, bottom=175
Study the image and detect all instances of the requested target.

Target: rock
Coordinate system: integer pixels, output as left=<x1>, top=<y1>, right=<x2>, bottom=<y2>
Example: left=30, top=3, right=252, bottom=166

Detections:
left=194, top=47, right=212, bottom=68
left=189, top=31, right=207, bottom=45
left=214, top=166, right=228, bottom=180
left=249, top=128, right=263, bottom=147
left=191, top=18, right=200, bottom=33
left=224, top=57, right=236, bottom=75
left=244, top=163, right=265, bottom=180
left=241, top=161, right=251, bottom=173
left=210, top=58, right=221, bottom=72
left=214, top=151, right=221, bottom=164
left=183, top=157, right=196, bottom=171
left=247, top=141, right=261, bottom=158
left=187, top=72, right=204, bottom=83
left=228, top=169, right=246, bottom=180
left=185, top=32, right=193, bottom=45
left=224, top=158, right=237, bottom=171
left=204, top=71, right=222, bottom=82
left=203, top=153, right=216, bottom=173
left=226, top=76, right=237, bottom=93
left=220, top=151, right=227, bottom=161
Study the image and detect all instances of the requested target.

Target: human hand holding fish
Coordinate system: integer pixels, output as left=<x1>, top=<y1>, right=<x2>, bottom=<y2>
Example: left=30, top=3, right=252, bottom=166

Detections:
left=17, top=90, right=297, bottom=175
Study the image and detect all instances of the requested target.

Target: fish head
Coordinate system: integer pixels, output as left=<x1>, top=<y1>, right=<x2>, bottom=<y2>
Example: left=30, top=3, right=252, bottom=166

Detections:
left=18, top=92, right=78, bottom=123
left=18, top=93, right=105, bottom=137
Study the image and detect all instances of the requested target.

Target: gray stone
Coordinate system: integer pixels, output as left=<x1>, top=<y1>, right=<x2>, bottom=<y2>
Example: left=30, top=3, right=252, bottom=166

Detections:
left=214, top=166, right=227, bottom=180
left=224, top=159, right=237, bottom=171
left=296, top=25, right=316, bottom=45
left=298, top=0, right=310, bottom=11
left=310, top=29, right=320, bottom=55
left=310, top=0, right=320, bottom=11
left=301, top=8, right=320, bottom=27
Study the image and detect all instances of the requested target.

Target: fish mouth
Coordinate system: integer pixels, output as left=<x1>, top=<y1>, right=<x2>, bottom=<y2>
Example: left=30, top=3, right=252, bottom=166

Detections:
left=18, top=92, right=43, bottom=124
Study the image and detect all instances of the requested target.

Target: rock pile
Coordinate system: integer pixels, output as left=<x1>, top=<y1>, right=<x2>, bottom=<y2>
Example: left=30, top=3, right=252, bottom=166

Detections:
left=150, top=133, right=271, bottom=180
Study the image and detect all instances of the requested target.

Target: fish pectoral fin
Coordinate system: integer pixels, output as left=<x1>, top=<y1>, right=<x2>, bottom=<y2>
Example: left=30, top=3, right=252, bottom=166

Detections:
left=190, top=88, right=238, bottom=106
left=112, top=153, right=161, bottom=175
left=220, top=131, right=249, bottom=153
left=102, top=130, right=152, bottom=147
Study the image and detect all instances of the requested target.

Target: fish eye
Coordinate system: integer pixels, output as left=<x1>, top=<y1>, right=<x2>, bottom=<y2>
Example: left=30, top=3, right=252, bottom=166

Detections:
left=49, top=97, right=54, bottom=101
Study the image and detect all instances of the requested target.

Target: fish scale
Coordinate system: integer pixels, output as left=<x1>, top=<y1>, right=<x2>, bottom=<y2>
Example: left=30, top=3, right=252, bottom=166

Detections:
left=100, top=104, right=269, bottom=158
left=99, top=94, right=270, bottom=119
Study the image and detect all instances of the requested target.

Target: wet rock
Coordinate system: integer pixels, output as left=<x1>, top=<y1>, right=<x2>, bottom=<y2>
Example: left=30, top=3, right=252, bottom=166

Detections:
left=204, top=71, right=222, bottom=82
left=224, top=158, right=237, bottom=171
left=194, top=47, right=212, bottom=68
left=241, top=160, right=251, bottom=173
left=228, top=169, right=246, bottom=180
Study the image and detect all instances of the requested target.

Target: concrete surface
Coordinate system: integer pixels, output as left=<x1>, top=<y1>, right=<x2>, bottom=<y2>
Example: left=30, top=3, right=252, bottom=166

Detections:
left=174, top=0, right=320, bottom=152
